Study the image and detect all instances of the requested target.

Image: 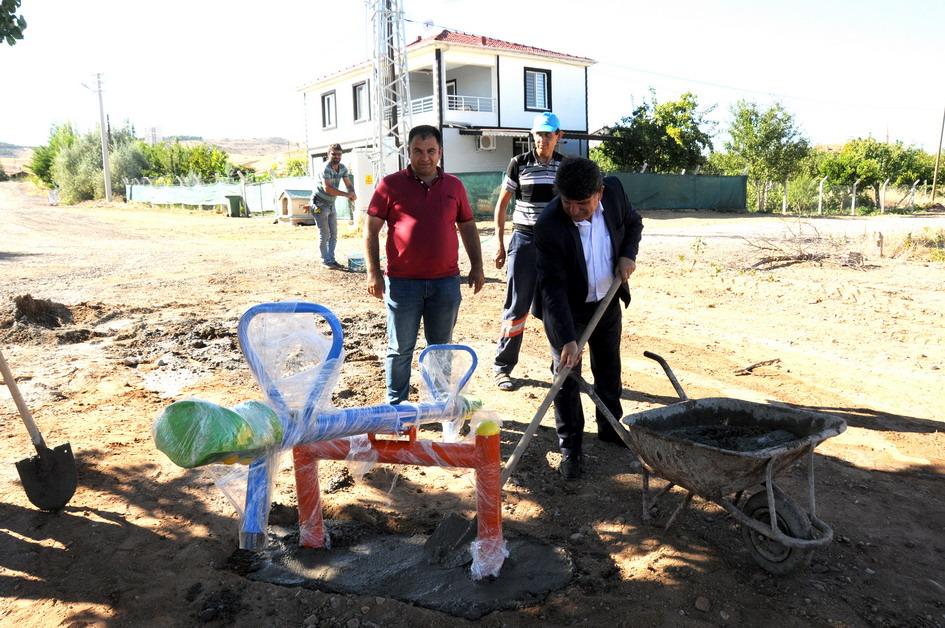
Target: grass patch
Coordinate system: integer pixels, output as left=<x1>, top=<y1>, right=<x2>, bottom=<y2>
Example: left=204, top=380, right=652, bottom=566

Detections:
left=892, top=228, right=945, bottom=262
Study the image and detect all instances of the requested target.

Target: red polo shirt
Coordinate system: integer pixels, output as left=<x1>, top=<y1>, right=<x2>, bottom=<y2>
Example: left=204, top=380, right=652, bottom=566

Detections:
left=367, top=167, right=473, bottom=279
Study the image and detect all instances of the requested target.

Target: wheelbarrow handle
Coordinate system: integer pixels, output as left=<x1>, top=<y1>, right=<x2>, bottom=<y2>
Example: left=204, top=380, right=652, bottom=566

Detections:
left=643, top=351, right=688, bottom=401
left=0, top=349, right=46, bottom=449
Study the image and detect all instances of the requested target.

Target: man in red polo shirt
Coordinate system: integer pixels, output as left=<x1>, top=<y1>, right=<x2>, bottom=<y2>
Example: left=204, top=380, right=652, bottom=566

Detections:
left=364, top=125, right=485, bottom=404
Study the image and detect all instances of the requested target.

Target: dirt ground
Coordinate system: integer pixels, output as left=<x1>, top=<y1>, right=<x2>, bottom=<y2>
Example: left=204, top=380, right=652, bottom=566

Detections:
left=0, top=180, right=943, bottom=628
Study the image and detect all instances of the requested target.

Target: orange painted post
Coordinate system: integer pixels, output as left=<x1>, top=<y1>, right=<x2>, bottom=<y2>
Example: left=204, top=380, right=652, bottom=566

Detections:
left=291, top=423, right=503, bottom=550
left=475, top=421, right=503, bottom=548
left=293, top=446, right=325, bottom=548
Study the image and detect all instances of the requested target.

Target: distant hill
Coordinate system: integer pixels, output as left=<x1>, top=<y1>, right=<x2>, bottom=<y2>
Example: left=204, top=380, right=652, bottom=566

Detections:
left=0, top=143, right=33, bottom=175
left=197, top=137, right=308, bottom=172
left=0, top=142, right=31, bottom=157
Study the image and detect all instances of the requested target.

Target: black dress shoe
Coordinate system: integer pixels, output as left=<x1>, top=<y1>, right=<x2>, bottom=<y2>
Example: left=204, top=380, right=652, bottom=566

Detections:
left=597, top=427, right=630, bottom=448
left=559, top=453, right=583, bottom=480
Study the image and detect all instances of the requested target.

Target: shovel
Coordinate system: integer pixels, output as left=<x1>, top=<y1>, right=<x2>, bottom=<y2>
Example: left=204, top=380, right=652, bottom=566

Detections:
left=424, top=276, right=624, bottom=566
left=0, top=348, right=77, bottom=511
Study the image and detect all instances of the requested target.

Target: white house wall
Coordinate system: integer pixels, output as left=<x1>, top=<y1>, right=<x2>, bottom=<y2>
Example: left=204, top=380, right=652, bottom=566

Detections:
left=442, top=129, right=512, bottom=173
left=305, top=74, right=374, bottom=154
left=446, top=64, right=493, bottom=98
left=304, top=42, right=591, bottom=171
left=498, top=56, right=587, bottom=132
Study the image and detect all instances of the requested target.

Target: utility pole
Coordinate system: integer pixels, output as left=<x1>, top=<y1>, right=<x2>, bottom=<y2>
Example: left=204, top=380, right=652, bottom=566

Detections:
left=369, top=0, right=412, bottom=180
left=83, top=73, right=113, bottom=202
left=931, top=105, right=945, bottom=205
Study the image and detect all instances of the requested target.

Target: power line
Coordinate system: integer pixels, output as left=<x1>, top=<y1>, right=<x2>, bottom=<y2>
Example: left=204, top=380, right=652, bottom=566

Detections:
left=593, top=59, right=943, bottom=112
left=404, top=15, right=941, bottom=113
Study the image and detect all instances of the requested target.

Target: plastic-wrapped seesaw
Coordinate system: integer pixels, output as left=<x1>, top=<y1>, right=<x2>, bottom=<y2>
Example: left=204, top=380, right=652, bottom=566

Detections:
left=153, top=302, right=507, bottom=579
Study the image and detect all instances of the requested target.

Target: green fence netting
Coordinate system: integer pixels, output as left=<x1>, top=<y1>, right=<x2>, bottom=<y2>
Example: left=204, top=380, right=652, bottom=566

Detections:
left=455, top=171, right=746, bottom=215
left=453, top=171, right=507, bottom=218
left=126, top=171, right=746, bottom=216
left=609, top=173, right=747, bottom=210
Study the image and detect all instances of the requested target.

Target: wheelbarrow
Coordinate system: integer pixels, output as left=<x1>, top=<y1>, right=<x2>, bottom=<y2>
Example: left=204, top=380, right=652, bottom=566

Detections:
left=622, top=352, right=846, bottom=574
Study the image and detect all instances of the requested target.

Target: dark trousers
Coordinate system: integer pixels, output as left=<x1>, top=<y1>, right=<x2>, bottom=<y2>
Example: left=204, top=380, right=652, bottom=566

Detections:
left=546, top=299, right=623, bottom=457
left=494, top=229, right=537, bottom=375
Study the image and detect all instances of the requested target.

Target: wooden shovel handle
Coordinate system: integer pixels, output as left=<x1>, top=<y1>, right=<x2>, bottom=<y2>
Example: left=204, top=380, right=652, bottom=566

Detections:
left=0, top=348, right=46, bottom=449
left=500, top=276, right=623, bottom=486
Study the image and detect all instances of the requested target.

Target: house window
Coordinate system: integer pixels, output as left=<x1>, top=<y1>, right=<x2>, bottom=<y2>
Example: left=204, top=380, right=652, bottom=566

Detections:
left=353, top=82, right=369, bottom=122
left=446, top=79, right=457, bottom=96
left=321, top=91, right=336, bottom=129
left=512, top=137, right=530, bottom=156
left=524, top=68, right=551, bottom=111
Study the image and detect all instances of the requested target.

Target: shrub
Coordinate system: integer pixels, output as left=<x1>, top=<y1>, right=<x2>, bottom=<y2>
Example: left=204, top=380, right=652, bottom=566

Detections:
left=52, top=135, right=101, bottom=204
left=110, top=142, right=149, bottom=191
left=29, top=123, right=77, bottom=188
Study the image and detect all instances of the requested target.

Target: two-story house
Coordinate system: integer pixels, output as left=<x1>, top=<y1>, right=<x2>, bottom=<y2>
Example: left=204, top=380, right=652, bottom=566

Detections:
left=300, top=29, right=595, bottom=177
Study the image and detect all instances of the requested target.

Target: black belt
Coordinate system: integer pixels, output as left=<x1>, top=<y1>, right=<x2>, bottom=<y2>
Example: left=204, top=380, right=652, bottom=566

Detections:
left=512, top=224, right=534, bottom=234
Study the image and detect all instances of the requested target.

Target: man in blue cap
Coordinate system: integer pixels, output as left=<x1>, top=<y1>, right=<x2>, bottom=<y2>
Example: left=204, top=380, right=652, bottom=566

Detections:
left=491, top=111, right=565, bottom=391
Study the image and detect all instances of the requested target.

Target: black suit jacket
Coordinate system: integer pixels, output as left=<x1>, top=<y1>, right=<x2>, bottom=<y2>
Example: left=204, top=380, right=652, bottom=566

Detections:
left=534, top=176, right=643, bottom=349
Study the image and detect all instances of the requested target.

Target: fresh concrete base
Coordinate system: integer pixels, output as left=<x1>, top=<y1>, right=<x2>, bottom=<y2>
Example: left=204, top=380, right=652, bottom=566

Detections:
left=243, top=525, right=573, bottom=620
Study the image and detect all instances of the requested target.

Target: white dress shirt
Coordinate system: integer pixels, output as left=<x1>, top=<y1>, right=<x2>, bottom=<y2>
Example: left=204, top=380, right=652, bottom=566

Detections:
left=573, top=201, right=613, bottom=303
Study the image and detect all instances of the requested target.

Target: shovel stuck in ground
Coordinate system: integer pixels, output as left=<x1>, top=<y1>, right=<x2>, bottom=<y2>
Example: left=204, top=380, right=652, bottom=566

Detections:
left=0, top=348, right=77, bottom=511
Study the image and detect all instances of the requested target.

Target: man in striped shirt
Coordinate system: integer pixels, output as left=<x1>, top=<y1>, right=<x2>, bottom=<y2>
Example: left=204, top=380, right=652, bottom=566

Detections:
left=312, top=143, right=357, bottom=269
left=492, top=112, right=565, bottom=391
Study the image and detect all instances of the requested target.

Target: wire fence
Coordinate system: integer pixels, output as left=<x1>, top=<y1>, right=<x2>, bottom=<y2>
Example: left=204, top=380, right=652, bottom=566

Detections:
left=749, top=176, right=937, bottom=215
left=124, top=171, right=935, bottom=218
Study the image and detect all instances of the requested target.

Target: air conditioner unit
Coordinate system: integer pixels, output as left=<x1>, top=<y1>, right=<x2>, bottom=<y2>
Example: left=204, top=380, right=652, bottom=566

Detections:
left=477, top=135, right=496, bottom=151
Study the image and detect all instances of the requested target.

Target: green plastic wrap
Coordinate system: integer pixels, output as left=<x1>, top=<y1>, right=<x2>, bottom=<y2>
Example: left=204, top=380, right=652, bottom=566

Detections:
left=154, top=399, right=283, bottom=468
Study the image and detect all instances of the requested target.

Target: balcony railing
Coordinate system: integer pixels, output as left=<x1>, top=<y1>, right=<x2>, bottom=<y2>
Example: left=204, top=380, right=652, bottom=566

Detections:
left=396, top=94, right=497, bottom=117
left=399, top=95, right=434, bottom=116
left=447, top=94, right=495, bottom=113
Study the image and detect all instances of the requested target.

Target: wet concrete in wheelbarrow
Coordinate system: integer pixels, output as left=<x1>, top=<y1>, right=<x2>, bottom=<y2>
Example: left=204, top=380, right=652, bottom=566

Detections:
left=234, top=523, right=573, bottom=620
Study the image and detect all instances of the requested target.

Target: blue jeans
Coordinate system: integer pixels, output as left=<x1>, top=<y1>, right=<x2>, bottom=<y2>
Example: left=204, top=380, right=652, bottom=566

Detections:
left=384, top=275, right=462, bottom=404
left=494, top=229, right=537, bottom=375
left=314, top=200, right=337, bottom=264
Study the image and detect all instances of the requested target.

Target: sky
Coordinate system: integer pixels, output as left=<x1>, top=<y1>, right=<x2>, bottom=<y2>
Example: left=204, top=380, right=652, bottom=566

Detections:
left=4, top=0, right=945, bottom=152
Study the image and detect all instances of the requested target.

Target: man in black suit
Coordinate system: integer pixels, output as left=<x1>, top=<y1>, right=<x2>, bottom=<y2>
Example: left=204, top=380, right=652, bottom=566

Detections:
left=534, top=157, right=643, bottom=480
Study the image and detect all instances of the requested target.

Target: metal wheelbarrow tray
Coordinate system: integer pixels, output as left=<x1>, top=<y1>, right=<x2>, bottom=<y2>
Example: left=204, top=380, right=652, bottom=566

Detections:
left=622, top=395, right=846, bottom=575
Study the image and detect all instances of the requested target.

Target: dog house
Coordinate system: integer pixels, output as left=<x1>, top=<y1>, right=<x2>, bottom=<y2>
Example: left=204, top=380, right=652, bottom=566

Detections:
left=278, top=189, right=315, bottom=225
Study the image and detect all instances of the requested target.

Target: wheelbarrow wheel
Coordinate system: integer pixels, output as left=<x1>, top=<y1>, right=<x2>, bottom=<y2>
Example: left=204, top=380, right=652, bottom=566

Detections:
left=741, top=487, right=814, bottom=575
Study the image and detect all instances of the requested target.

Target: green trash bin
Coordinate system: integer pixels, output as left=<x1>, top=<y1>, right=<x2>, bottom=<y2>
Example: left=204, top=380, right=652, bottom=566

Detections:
left=225, top=195, right=243, bottom=217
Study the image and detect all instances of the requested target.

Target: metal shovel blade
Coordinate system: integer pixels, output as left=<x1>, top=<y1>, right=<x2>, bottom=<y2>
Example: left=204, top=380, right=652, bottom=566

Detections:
left=15, top=442, right=77, bottom=511
left=422, top=512, right=475, bottom=567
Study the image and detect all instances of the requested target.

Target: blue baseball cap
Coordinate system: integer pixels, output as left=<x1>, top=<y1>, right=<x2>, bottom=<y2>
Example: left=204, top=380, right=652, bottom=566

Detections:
left=531, top=112, right=560, bottom=132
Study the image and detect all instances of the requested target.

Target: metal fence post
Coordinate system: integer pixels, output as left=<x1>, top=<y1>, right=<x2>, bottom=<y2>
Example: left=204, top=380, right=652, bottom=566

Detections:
left=782, top=177, right=789, bottom=214
left=818, top=176, right=828, bottom=215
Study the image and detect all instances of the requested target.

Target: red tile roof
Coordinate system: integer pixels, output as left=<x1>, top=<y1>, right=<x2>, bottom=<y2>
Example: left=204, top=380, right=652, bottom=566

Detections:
left=409, top=29, right=594, bottom=64
left=301, top=29, right=593, bottom=89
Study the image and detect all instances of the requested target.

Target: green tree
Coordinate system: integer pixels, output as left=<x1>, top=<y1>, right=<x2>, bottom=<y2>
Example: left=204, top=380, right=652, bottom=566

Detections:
left=52, top=132, right=102, bottom=203
left=591, top=90, right=715, bottom=173
left=48, top=122, right=145, bottom=202
left=138, top=141, right=231, bottom=181
left=29, top=123, right=78, bottom=188
left=1, top=0, right=26, bottom=46
left=725, top=101, right=810, bottom=211
left=702, top=150, right=743, bottom=175
left=819, top=138, right=936, bottom=204
left=184, top=144, right=230, bottom=181
left=110, top=142, right=150, bottom=191
left=281, top=158, right=307, bottom=177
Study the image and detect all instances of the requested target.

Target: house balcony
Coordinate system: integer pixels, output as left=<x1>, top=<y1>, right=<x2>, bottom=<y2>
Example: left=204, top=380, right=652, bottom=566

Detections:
left=398, top=93, right=498, bottom=128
